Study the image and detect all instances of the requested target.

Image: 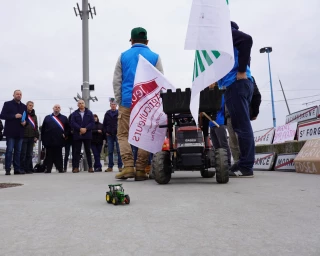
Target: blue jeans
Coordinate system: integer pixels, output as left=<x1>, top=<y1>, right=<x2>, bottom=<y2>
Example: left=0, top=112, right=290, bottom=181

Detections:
left=225, top=79, right=254, bottom=172
left=20, top=137, right=34, bottom=172
left=91, top=143, right=103, bottom=169
left=107, top=135, right=123, bottom=168
left=5, top=137, right=23, bottom=171
left=131, top=145, right=152, bottom=166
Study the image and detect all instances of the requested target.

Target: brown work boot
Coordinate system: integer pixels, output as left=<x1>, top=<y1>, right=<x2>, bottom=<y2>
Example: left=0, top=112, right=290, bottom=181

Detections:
left=115, top=166, right=135, bottom=180
left=118, top=168, right=123, bottom=172
left=105, top=167, right=113, bottom=172
left=145, top=165, right=151, bottom=174
left=72, top=168, right=79, bottom=173
left=135, top=170, right=149, bottom=181
left=88, top=168, right=94, bottom=173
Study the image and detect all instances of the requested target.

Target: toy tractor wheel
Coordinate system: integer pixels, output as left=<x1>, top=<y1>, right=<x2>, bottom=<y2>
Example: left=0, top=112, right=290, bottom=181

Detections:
left=152, top=151, right=171, bottom=185
left=215, top=148, right=229, bottom=184
left=125, top=195, right=130, bottom=204
left=112, top=197, right=119, bottom=206
left=106, top=193, right=112, bottom=204
left=200, top=169, right=216, bottom=178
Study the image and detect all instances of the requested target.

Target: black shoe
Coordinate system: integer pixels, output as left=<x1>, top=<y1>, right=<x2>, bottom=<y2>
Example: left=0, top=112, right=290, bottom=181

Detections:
left=229, top=169, right=254, bottom=178
left=26, top=171, right=33, bottom=174
left=95, top=168, right=102, bottom=172
left=5, top=171, right=11, bottom=175
left=64, top=167, right=67, bottom=172
left=14, top=171, right=25, bottom=175
left=44, top=170, right=52, bottom=173
left=58, top=170, right=64, bottom=173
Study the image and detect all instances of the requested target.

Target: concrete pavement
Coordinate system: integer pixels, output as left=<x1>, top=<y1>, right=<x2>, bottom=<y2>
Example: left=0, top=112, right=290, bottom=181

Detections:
left=0, top=169, right=320, bottom=256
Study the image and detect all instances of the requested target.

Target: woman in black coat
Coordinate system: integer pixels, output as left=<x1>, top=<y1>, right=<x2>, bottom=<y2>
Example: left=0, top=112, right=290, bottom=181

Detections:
left=91, top=114, right=104, bottom=172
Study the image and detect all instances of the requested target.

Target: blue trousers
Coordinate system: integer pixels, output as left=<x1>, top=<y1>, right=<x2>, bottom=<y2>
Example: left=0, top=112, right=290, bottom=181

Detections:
left=91, top=143, right=103, bottom=169
left=225, top=79, right=254, bottom=172
left=5, top=137, right=23, bottom=171
left=107, top=135, right=123, bottom=168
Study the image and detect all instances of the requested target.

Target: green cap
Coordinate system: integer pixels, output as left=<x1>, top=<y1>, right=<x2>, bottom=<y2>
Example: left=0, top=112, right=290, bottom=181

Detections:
left=130, top=27, right=147, bottom=41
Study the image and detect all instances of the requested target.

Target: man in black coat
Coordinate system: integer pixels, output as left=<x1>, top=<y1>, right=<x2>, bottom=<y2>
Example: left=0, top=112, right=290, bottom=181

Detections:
left=0, top=90, right=27, bottom=175
left=71, top=100, right=95, bottom=173
left=103, top=100, right=123, bottom=172
left=0, top=120, right=3, bottom=141
left=41, top=104, right=69, bottom=173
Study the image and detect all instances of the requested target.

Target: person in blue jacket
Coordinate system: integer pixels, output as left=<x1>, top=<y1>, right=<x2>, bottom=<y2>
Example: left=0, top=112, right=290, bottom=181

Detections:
left=41, top=104, right=69, bottom=173
left=71, top=100, right=95, bottom=173
left=112, top=27, right=164, bottom=181
left=209, top=94, right=231, bottom=168
left=217, top=21, right=255, bottom=178
left=0, top=90, right=27, bottom=175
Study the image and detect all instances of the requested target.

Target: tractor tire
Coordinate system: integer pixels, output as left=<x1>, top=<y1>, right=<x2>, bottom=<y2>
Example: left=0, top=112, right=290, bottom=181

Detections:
left=152, top=151, right=171, bottom=185
left=200, top=169, right=216, bottom=178
left=215, top=148, right=229, bottom=184
left=106, top=193, right=112, bottom=204
left=125, top=195, right=130, bottom=204
left=112, top=197, right=119, bottom=205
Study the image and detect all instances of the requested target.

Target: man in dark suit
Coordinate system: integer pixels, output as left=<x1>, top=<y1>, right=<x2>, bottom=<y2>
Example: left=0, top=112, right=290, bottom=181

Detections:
left=41, top=104, right=69, bottom=173
left=0, top=90, right=27, bottom=175
left=71, top=100, right=95, bottom=173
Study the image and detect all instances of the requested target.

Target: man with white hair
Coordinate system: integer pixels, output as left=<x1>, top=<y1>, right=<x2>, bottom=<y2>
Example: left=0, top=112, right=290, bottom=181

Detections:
left=41, top=104, right=69, bottom=173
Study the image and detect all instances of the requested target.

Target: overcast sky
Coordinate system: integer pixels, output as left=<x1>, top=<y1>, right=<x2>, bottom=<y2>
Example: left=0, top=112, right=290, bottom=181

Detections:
left=0, top=0, right=319, bottom=132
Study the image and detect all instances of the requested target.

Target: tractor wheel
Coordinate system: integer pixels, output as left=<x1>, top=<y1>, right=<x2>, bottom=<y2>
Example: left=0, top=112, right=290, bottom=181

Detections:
left=106, top=193, right=112, bottom=204
left=125, top=195, right=130, bottom=204
left=112, top=197, right=119, bottom=206
left=152, top=151, right=171, bottom=184
left=215, top=148, right=229, bottom=184
left=200, top=169, right=215, bottom=178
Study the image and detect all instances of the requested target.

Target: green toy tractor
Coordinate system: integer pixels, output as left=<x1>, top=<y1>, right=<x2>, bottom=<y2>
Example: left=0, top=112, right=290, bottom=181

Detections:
left=106, top=184, right=130, bottom=205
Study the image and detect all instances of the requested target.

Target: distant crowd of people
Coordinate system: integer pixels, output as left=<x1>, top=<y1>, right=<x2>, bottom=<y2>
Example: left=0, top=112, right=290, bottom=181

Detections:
left=0, top=91, right=129, bottom=175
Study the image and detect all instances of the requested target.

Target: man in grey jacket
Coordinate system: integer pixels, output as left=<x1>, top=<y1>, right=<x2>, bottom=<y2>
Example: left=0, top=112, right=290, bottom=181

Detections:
left=113, top=27, right=163, bottom=181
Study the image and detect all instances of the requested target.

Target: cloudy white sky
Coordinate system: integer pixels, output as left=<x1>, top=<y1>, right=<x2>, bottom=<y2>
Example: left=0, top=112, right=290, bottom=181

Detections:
left=1, top=0, right=319, bottom=132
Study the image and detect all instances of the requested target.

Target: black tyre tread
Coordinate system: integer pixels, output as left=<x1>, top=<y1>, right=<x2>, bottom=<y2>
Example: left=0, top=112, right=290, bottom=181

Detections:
left=200, top=170, right=215, bottom=178
left=152, top=151, right=171, bottom=184
left=125, top=195, right=130, bottom=204
left=215, top=148, right=229, bottom=184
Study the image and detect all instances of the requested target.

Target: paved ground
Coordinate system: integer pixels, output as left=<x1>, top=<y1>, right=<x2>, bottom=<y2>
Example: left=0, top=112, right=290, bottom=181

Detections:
left=0, top=169, right=320, bottom=256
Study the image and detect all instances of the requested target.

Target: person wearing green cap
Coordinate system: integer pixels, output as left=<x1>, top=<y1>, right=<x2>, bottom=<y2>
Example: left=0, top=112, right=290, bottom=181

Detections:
left=113, top=27, right=163, bottom=181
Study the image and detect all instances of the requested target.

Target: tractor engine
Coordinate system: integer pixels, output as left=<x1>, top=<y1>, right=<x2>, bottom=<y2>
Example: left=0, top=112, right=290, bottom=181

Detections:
left=176, top=126, right=205, bottom=169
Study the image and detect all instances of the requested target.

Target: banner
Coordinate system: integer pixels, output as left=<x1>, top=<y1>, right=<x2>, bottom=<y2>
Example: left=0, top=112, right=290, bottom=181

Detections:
left=253, top=152, right=276, bottom=171
left=273, top=122, right=298, bottom=144
left=297, top=120, right=320, bottom=141
left=274, top=153, right=297, bottom=172
left=254, top=128, right=275, bottom=145
left=294, top=139, right=320, bottom=174
left=128, top=55, right=176, bottom=154
left=184, top=0, right=234, bottom=124
left=285, top=106, right=318, bottom=124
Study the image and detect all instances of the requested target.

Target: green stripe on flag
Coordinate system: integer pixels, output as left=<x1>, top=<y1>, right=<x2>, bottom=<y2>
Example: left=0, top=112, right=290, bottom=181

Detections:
left=211, top=50, right=221, bottom=59
left=201, top=50, right=213, bottom=66
left=226, top=0, right=229, bottom=5
left=196, top=50, right=205, bottom=72
left=193, top=52, right=199, bottom=81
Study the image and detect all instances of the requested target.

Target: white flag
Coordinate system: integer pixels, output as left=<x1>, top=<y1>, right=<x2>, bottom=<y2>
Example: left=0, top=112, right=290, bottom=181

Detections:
left=128, top=55, right=176, bottom=154
left=184, top=0, right=234, bottom=124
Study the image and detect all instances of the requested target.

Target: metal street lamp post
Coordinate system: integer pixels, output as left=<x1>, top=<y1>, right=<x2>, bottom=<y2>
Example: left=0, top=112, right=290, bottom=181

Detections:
left=260, top=46, right=276, bottom=127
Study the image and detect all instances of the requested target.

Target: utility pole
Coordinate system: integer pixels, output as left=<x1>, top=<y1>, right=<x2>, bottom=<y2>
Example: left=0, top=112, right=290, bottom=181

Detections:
left=73, top=1, right=97, bottom=172
left=69, top=107, right=73, bottom=115
left=278, top=78, right=291, bottom=114
left=73, top=1, right=97, bottom=109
